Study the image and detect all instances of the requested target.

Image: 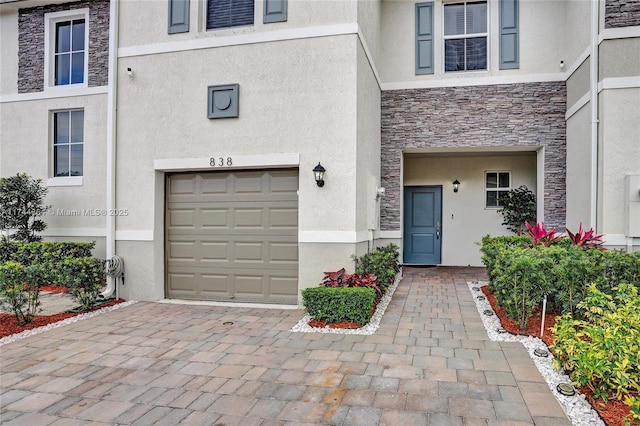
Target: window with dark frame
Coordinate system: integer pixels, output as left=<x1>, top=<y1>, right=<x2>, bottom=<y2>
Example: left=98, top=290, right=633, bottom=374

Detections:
left=485, top=171, right=510, bottom=208
left=206, top=0, right=254, bottom=29
left=55, top=19, right=85, bottom=85
left=53, top=110, right=84, bottom=177
left=444, top=1, right=487, bottom=72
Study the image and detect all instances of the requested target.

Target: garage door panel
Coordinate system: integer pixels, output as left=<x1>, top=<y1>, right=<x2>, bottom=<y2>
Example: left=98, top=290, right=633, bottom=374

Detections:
left=200, top=209, right=228, bottom=228
left=167, top=169, right=298, bottom=303
left=268, top=207, right=298, bottom=228
left=168, top=241, right=199, bottom=261
left=168, top=209, right=197, bottom=228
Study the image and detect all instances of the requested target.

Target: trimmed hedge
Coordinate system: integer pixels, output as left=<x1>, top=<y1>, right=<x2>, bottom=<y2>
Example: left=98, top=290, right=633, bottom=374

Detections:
left=353, top=243, right=400, bottom=293
left=301, top=287, right=375, bottom=325
left=480, top=235, right=640, bottom=328
left=0, top=240, right=95, bottom=265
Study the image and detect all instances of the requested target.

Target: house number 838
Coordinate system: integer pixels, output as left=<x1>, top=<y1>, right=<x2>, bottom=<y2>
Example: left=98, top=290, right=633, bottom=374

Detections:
left=210, top=157, right=232, bottom=167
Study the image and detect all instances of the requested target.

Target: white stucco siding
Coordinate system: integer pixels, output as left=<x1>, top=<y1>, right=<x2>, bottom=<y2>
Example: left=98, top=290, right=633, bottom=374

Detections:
left=565, top=103, right=593, bottom=230
left=403, top=153, right=537, bottom=266
left=563, top=0, right=591, bottom=69
left=357, top=0, right=381, bottom=67
left=599, top=88, right=640, bottom=236
left=0, top=95, right=108, bottom=233
left=116, top=35, right=359, bottom=234
left=0, top=9, right=18, bottom=96
left=118, top=0, right=358, bottom=48
left=355, top=41, right=381, bottom=236
left=379, top=0, right=567, bottom=85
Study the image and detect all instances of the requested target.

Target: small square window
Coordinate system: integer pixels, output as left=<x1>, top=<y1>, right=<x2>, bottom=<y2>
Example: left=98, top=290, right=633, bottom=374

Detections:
left=53, top=110, right=84, bottom=177
left=206, top=0, right=254, bottom=30
left=485, top=171, right=510, bottom=208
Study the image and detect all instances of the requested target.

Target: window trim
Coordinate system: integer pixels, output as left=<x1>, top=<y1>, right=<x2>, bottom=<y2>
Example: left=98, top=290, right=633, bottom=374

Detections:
left=44, top=8, right=90, bottom=90
left=485, top=171, right=511, bottom=209
left=442, top=0, right=489, bottom=73
left=51, top=109, right=85, bottom=180
left=205, top=0, right=255, bottom=31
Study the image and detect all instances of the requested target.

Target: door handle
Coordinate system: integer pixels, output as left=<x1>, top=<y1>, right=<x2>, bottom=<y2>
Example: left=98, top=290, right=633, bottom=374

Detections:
left=436, top=221, right=441, bottom=239
left=436, top=231, right=440, bottom=240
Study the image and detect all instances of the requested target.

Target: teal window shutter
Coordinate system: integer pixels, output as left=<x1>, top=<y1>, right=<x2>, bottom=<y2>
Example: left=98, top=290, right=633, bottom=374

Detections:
left=168, top=0, right=190, bottom=34
left=416, top=2, right=434, bottom=75
left=499, top=0, right=519, bottom=69
left=264, top=0, right=287, bottom=23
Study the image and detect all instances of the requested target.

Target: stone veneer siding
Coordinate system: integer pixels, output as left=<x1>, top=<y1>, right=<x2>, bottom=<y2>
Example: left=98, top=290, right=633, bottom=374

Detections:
left=605, top=0, right=640, bottom=28
left=380, top=82, right=567, bottom=231
left=18, top=0, right=110, bottom=93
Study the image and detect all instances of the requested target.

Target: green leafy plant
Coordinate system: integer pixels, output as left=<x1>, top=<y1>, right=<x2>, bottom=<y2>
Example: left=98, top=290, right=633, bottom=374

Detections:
left=0, top=261, right=44, bottom=325
left=0, top=173, right=49, bottom=242
left=353, top=243, right=400, bottom=293
left=551, top=283, right=640, bottom=422
left=0, top=241, right=95, bottom=265
left=301, top=286, right=375, bottom=325
left=56, top=257, right=106, bottom=311
left=497, top=185, right=537, bottom=235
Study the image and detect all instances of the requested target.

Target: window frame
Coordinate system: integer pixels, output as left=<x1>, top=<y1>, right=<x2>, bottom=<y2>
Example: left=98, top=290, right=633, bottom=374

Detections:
left=50, top=109, right=85, bottom=187
left=205, top=0, right=255, bottom=31
left=485, top=171, right=511, bottom=209
left=442, top=0, right=489, bottom=73
left=44, top=9, right=89, bottom=90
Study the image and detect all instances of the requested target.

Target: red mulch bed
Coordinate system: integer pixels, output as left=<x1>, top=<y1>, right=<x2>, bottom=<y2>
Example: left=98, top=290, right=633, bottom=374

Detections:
left=0, top=298, right=126, bottom=339
left=308, top=318, right=363, bottom=329
left=482, top=286, right=633, bottom=426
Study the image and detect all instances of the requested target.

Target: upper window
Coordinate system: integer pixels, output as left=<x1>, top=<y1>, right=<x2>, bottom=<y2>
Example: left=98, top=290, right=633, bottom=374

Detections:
left=45, top=9, right=89, bottom=88
left=207, top=0, right=254, bottom=29
left=53, top=110, right=84, bottom=177
left=485, top=171, right=510, bottom=208
left=444, top=1, right=487, bottom=72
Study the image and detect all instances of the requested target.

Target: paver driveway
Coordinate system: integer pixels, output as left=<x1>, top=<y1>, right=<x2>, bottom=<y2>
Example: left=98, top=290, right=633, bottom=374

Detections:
left=0, top=267, right=571, bottom=425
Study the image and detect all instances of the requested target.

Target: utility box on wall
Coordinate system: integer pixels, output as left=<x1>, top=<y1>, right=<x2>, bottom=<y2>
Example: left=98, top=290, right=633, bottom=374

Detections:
left=625, top=175, right=640, bottom=237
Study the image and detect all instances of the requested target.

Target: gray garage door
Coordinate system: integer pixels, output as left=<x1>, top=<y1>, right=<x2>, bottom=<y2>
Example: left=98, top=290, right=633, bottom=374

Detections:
left=166, top=169, right=299, bottom=304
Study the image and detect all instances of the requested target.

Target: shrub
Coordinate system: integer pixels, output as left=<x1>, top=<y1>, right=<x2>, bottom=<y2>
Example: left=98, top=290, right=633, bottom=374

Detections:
left=479, top=234, right=531, bottom=281
left=566, top=222, right=604, bottom=249
left=321, top=268, right=381, bottom=296
left=0, top=173, right=49, bottom=242
left=551, top=283, right=640, bottom=424
left=0, top=261, right=47, bottom=324
left=55, top=257, right=106, bottom=310
left=301, top=286, right=375, bottom=325
left=0, top=240, right=95, bottom=265
left=353, top=243, right=400, bottom=293
left=497, top=185, right=537, bottom=235
left=525, top=222, right=565, bottom=247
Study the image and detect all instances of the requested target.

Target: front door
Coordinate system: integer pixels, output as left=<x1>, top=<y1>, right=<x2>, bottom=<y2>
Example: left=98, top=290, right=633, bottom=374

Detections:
left=403, top=186, right=442, bottom=264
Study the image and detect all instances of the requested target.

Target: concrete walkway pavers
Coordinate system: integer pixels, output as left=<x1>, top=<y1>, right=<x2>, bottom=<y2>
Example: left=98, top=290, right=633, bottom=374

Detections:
left=0, top=267, right=572, bottom=425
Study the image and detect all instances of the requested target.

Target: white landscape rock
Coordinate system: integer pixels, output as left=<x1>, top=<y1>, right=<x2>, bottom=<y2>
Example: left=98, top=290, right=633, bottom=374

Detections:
left=468, top=281, right=605, bottom=426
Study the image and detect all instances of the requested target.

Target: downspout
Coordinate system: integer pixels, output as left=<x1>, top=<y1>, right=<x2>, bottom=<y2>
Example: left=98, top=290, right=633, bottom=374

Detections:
left=102, top=0, right=119, bottom=299
left=589, top=0, right=599, bottom=230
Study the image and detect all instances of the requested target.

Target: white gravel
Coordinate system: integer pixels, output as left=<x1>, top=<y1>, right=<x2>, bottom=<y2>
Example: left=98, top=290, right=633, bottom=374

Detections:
left=290, top=272, right=402, bottom=335
left=0, top=300, right=137, bottom=347
left=468, top=281, right=605, bottom=426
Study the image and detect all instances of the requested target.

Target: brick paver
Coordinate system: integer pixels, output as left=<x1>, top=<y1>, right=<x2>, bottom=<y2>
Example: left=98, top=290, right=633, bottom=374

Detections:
left=0, top=267, right=572, bottom=425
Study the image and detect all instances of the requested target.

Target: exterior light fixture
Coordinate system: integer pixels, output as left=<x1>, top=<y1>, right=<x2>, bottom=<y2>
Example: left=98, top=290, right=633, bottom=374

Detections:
left=453, top=179, right=460, bottom=193
left=556, top=383, right=576, bottom=396
left=313, top=162, right=325, bottom=187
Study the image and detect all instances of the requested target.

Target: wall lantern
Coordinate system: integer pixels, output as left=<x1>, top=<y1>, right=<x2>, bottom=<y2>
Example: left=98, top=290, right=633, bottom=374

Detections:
left=452, top=179, right=460, bottom=193
left=313, top=162, right=326, bottom=187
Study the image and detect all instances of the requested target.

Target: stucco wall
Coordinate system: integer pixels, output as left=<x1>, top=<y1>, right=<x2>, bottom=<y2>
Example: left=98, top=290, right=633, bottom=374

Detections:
left=565, top=104, right=593, bottom=230
left=17, top=0, right=110, bottom=93
left=600, top=38, right=640, bottom=79
left=599, top=88, right=640, bottom=236
left=403, top=153, right=537, bottom=266
left=379, top=0, right=566, bottom=84
left=381, top=82, right=567, bottom=232
left=0, top=94, right=108, bottom=237
left=566, top=58, right=590, bottom=109
left=0, top=10, right=19, bottom=96
left=117, top=0, right=357, bottom=48
left=115, top=35, right=362, bottom=300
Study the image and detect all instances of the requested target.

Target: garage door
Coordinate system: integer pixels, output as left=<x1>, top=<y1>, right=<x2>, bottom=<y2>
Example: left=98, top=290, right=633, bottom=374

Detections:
left=166, top=169, right=298, bottom=304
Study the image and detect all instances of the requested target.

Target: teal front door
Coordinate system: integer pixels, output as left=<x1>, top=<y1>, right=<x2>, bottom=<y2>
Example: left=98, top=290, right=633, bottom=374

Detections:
left=403, top=186, right=442, bottom=264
